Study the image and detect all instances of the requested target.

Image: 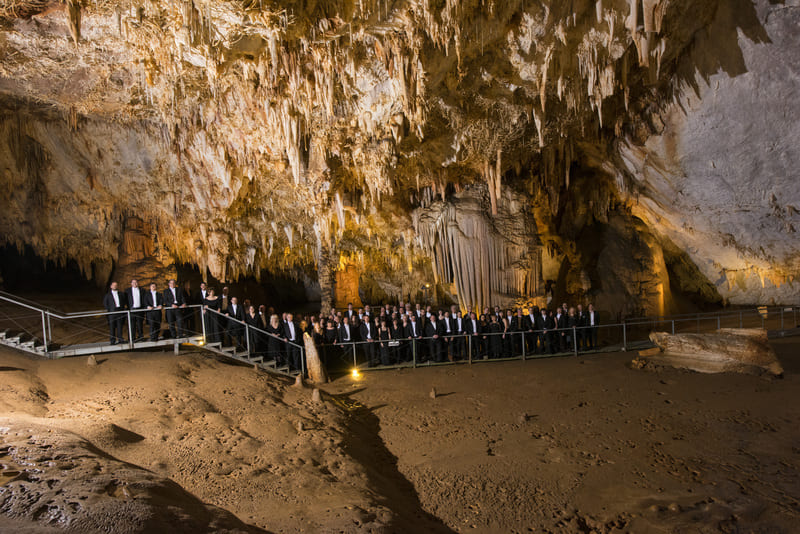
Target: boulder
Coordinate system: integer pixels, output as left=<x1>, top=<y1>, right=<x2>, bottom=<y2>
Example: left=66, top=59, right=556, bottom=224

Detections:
left=646, top=329, right=783, bottom=376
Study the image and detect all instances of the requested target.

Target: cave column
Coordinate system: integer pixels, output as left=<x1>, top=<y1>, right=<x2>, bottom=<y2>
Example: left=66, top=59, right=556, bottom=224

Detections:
left=318, top=245, right=335, bottom=316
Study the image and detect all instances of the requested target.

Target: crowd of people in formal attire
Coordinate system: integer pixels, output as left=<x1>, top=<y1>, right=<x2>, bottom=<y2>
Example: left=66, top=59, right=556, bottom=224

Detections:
left=311, top=301, right=601, bottom=367
left=103, top=279, right=601, bottom=371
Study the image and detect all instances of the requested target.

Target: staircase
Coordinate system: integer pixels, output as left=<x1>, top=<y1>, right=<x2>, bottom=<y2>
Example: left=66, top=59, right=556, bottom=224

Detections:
left=0, top=290, right=303, bottom=377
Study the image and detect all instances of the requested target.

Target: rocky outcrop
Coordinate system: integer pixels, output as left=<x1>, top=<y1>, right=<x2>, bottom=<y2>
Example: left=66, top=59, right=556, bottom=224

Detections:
left=0, top=420, right=263, bottom=533
left=645, top=328, right=784, bottom=376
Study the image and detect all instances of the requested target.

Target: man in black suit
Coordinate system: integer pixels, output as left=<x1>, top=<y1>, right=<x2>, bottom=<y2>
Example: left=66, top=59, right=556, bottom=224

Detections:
left=464, top=312, right=483, bottom=359
left=125, top=279, right=146, bottom=342
left=525, top=306, right=539, bottom=354
left=163, top=279, right=184, bottom=339
left=586, top=304, right=599, bottom=349
left=144, top=282, right=163, bottom=341
left=545, top=310, right=557, bottom=354
left=449, top=306, right=466, bottom=361
left=103, top=281, right=127, bottom=344
left=359, top=316, right=377, bottom=366
left=282, top=312, right=301, bottom=371
left=424, top=314, right=444, bottom=362
left=575, top=304, right=587, bottom=350
left=555, top=307, right=567, bottom=351
left=405, top=314, right=422, bottom=362
left=227, top=297, right=245, bottom=350
left=511, top=309, right=527, bottom=356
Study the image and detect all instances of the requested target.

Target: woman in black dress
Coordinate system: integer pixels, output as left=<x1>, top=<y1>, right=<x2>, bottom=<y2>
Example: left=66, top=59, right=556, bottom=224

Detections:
left=488, top=313, right=503, bottom=359
left=203, top=287, right=221, bottom=344
left=322, top=319, right=337, bottom=366
left=378, top=319, right=392, bottom=366
left=244, top=305, right=260, bottom=356
left=265, top=314, right=284, bottom=365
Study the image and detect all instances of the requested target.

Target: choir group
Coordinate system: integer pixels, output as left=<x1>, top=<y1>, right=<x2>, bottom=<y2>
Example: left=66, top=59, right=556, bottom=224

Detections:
left=103, top=279, right=601, bottom=371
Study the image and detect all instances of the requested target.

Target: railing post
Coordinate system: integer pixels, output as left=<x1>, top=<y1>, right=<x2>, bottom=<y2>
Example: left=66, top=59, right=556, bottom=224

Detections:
left=717, top=316, right=721, bottom=331
left=201, top=307, right=207, bottom=343
left=467, top=335, right=472, bottom=365
left=671, top=320, right=675, bottom=335
left=127, top=310, right=134, bottom=349
left=300, top=346, right=306, bottom=378
left=622, top=321, right=627, bottom=351
left=572, top=326, right=578, bottom=356
left=46, top=311, right=52, bottom=347
left=41, top=310, right=48, bottom=354
left=412, top=339, right=417, bottom=368
left=781, top=308, right=784, bottom=330
left=522, top=332, right=526, bottom=360
left=245, top=323, right=251, bottom=359
left=352, top=342, right=357, bottom=369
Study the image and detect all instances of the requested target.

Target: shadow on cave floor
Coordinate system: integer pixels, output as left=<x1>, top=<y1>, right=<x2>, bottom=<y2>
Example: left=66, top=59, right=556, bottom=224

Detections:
left=330, top=391, right=456, bottom=533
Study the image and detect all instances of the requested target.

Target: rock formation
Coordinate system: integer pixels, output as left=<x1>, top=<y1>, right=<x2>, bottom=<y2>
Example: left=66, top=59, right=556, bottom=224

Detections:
left=0, top=0, right=797, bottom=311
left=645, top=328, right=784, bottom=376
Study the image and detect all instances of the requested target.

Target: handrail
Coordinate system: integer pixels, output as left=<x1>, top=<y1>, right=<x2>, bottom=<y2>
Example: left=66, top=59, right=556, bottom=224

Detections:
left=0, top=293, right=46, bottom=314
left=202, top=307, right=304, bottom=350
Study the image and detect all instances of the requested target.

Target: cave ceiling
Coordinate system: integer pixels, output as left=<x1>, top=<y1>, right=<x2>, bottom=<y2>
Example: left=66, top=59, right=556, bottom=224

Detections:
left=0, top=0, right=797, bottom=310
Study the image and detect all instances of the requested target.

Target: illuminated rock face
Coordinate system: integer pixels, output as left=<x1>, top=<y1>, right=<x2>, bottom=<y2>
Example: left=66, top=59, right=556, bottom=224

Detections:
left=0, top=0, right=797, bottom=310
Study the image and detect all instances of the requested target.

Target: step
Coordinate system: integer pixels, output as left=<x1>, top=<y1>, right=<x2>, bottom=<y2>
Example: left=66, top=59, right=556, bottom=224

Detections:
left=19, top=340, right=36, bottom=350
left=5, top=336, right=20, bottom=345
left=35, top=345, right=47, bottom=353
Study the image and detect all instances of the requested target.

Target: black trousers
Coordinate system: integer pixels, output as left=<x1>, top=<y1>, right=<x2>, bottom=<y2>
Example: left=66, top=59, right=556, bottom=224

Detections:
left=451, top=335, right=466, bottom=360
left=286, top=343, right=301, bottom=371
left=107, top=310, right=126, bottom=344
left=362, top=341, right=377, bottom=366
left=130, top=308, right=145, bottom=340
left=165, top=307, right=183, bottom=338
left=147, top=310, right=162, bottom=341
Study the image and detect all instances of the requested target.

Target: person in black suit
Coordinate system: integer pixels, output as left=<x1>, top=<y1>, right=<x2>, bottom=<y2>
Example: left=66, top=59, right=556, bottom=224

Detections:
left=125, top=279, right=146, bottom=342
left=575, top=304, right=587, bottom=350
left=144, top=282, right=163, bottom=341
left=265, top=314, right=284, bottom=365
left=525, top=307, right=539, bottom=354
left=282, top=313, right=302, bottom=371
left=405, top=314, right=422, bottom=362
left=555, top=307, right=567, bottom=351
left=449, top=306, right=466, bottom=361
left=163, top=279, right=184, bottom=339
left=586, top=304, right=599, bottom=349
left=103, top=281, right=127, bottom=345
left=464, top=312, right=484, bottom=360
left=511, top=309, right=527, bottom=356
left=545, top=310, right=557, bottom=354
left=359, top=316, right=377, bottom=366
left=227, top=297, right=246, bottom=350
left=424, top=315, right=444, bottom=363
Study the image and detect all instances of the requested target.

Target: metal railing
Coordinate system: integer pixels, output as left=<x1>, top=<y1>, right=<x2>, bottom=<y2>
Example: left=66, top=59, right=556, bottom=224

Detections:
left=200, top=307, right=306, bottom=375
left=324, top=306, right=800, bottom=373
left=0, top=292, right=306, bottom=376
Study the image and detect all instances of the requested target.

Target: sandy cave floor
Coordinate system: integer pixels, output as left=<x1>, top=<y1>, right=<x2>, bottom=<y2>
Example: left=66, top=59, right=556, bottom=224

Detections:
left=0, top=339, right=799, bottom=533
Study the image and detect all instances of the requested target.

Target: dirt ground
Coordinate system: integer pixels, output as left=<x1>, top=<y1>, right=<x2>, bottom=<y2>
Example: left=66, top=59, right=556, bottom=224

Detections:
left=1, top=338, right=799, bottom=533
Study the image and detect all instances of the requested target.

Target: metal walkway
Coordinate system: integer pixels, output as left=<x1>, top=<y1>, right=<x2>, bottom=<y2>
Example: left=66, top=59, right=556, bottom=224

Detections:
left=0, top=290, right=304, bottom=376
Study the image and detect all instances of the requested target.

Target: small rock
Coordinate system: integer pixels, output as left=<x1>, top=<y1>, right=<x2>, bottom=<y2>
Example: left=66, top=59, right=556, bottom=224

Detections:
left=430, top=387, right=437, bottom=399
left=312, top=388, right=321, bottom=403
left=294, top=374, right=304, bottom=387
left=87, top=355, right=97, bottom=366
left=296, top=420, right=303, bottom=432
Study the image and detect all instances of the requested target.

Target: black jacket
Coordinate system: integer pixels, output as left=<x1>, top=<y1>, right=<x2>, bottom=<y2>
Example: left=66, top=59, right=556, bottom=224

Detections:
left=103, top=290, right=127, bottom=312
